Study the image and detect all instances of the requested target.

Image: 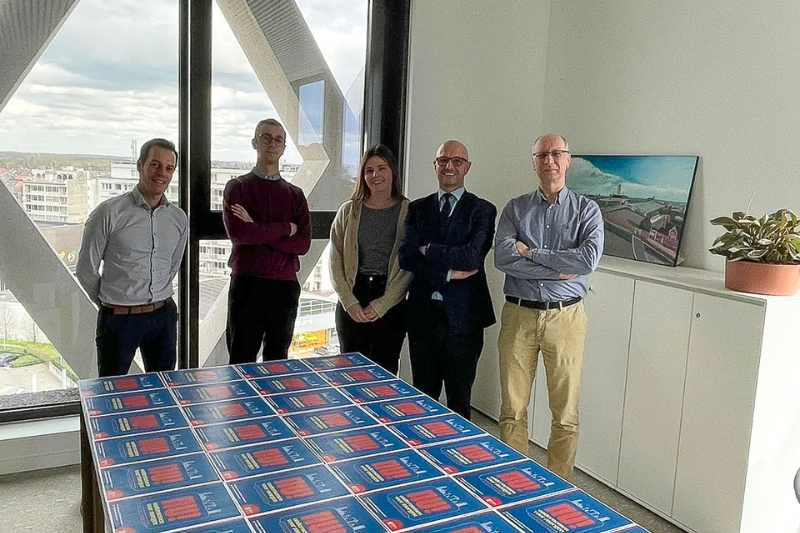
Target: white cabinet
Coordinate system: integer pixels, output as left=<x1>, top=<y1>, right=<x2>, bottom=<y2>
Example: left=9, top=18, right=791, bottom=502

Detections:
left=618, top=281, right=693, bottom=515
left=672, top=294, right=763, bottom=533
left=530, top=271, right=634, bottom=485
left=476, top=256, right=800, bottom=533
left=574, top=272, right=634, bottom=484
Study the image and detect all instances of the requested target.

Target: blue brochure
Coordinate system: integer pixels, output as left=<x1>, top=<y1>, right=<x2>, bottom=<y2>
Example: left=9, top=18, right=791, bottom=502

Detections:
left=108, top=482, right=240, bottom=533
left=304, top=353, right=373, bottom=371
left=456, top=460, right=573, bottom=507
left=195, top=416, right=295, bottom=451
left=183, top=398, right=273, bottom=426
left=209, top=438, right=321, bottom=480
left=94, top=428, right=202, bottom=467
left=306, top=425, right=408, bottom=462
left=100, top=453, right=219, bottom=500
left=84, top=389, right=176, bottom=416
left=388, top=414, right=484, bottom=446
left=89, top=407, right=187, bottom=440
left=250, top=373, right=328, bottom=395
left=284, top=406, right=378, bottom=436
left=319, top=365, right=395, bottom=386
left=249, top=496, right=386, bottom=533
left=79, top=374, right=164, bottom=397
left=172, top=380, right=257, bottom=405
left=236, top=359, right=310, bottom=378
left=362, top=396, right=449, bottom=423
left=361, top=477, right=486, bottom=531
left=418, top=436, right=526, bottom=474
left=265, top=388, right=351, bottom=414
left=169, top=519, right=253, bottom=533
left=229, top=464, right=350, bottom=516
left=419, top=512, right=524, bottom=533
left=500, top=490, right=632, bottom=533
left=340, top=380, right=421, bottom=404
left=163, top=366, right=242, bottom=386
left=329, top=449, right=444, bottom=494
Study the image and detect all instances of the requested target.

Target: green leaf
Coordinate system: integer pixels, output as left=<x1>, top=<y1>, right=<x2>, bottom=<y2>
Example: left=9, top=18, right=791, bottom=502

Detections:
left=710, top=216, right=738, bottom=226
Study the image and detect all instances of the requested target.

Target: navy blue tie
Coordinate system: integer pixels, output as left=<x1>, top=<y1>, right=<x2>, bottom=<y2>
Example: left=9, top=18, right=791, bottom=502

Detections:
left=440, top=193, right=453, bottom=222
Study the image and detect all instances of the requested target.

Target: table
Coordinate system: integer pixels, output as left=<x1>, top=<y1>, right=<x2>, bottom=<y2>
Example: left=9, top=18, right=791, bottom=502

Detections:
left=79, top=353, right=651, bottom=533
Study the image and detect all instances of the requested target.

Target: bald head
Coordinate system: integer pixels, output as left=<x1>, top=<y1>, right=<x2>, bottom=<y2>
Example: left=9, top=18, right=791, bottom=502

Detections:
left=533, top=134, right=569, bottom=154
left=437, top=140, right=469, bottom=160
left=433, top=139, right=471, bottom=192
left=532, top=133, right=571, bottom=199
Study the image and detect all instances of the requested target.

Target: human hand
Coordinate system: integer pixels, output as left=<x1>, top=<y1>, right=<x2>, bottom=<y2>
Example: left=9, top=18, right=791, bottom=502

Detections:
left=451, top=269, right=478, bottom=280
left=289, top=222, right=298, bottom=236
left=346, top=303, right=369, bottom=323
left=515, top=240, right=531, bottom=258
left=559, top=272, right=576, bottom=280
left=230, top=204, right=253, bottom=223
left=363, top=304, right=379, bottom=321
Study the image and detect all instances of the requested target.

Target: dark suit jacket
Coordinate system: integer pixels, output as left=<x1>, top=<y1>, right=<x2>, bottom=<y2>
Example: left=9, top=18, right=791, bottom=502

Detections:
left=399, top=191, right=497, bottom=334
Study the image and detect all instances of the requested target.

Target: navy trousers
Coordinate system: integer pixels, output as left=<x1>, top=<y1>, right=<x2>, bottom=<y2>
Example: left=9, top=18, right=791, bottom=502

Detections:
left=96, top=299, right=178, bottom=377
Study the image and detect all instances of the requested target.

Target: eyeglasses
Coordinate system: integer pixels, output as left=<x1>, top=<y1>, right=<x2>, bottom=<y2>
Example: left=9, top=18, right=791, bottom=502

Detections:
left=434, top=156, right=468, bottom=167
left=257, top=133, right=285, bottom=145
left=533, top=150, right=570, bottom=161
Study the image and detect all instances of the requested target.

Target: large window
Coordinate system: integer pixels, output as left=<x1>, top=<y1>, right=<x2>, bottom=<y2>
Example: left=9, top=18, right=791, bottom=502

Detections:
left=0, top=0, right=407, bottom=418
left=0, top=0, right=180, bottom=407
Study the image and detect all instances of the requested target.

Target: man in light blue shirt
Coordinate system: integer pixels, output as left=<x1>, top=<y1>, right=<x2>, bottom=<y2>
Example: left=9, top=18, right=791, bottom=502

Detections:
left=494, top=133, right=604, bottom=479
left=77, top=138, right=187, bottom=377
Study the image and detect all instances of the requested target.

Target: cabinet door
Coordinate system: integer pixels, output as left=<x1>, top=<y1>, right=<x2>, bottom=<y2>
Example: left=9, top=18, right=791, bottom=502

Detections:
left=530, top=271, right=634, bottom=485
left=672, top=294, right=763, bottom=533
left=573, top=272, right=634, bottom=483
left=618, top=281, right=693, bottom=514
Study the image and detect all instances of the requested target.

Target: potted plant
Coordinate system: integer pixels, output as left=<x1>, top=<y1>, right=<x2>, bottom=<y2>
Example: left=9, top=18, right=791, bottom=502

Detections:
left=709, top=209, right=800, bottom=295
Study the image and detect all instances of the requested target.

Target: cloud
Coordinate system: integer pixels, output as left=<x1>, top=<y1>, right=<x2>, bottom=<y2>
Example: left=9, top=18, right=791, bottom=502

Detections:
left=568, top=158, right=692, bottom=203
left=0, top=0, right=365, bottom=163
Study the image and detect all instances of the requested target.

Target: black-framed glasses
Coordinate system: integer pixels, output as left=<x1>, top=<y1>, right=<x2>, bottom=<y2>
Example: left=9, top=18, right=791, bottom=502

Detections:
left=434, top=156, right=468, bottom=167
left=257, top=133, right=285, bottom=145
left=533, top=150, right=570, bottom=161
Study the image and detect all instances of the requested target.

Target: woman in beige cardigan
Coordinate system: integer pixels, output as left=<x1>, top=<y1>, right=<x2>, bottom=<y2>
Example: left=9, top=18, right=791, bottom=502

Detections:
left=329, top=145, right=412, bottom=374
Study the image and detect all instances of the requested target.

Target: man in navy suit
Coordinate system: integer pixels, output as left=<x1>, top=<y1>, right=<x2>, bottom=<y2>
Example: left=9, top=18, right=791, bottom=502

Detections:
left=399, top=140, right=497, bottom=420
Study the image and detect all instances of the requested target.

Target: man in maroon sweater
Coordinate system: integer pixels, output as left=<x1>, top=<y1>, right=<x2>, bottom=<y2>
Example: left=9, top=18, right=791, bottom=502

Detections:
left=223, top=118, right=311, bottom=363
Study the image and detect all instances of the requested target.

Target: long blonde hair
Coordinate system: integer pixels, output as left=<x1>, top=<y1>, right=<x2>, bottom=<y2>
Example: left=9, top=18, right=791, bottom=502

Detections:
left=352, top=144, right=403, bottom=201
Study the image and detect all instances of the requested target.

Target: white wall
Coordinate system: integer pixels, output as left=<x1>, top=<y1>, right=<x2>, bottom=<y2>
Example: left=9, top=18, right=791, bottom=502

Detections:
left=405, top=0, right=551, bottom=417
left=406, top=0, right=800, bottom=416
left=542, top=0, right=800, bottom=270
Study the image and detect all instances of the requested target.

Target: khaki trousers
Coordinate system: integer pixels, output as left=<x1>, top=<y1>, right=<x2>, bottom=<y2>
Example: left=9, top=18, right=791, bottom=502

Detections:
left=498, top=300, right=587, bottom=479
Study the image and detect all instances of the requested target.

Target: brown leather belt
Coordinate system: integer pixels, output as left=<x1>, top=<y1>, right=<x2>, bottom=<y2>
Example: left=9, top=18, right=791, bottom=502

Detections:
left=103, top=299, right=167, bottom=316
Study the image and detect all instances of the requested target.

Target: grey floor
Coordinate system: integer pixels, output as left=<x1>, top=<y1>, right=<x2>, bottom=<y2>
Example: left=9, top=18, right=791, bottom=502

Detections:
left=0, top=412, right=685, bottom=533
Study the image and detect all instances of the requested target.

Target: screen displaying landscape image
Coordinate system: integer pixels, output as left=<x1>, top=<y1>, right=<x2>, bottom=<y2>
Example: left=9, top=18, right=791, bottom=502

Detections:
left=566, top=155, right=699, bottom=266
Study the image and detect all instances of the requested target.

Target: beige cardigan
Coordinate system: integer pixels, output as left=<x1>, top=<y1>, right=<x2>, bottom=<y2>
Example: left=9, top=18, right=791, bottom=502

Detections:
left=329, top=198, right=413, bottom=317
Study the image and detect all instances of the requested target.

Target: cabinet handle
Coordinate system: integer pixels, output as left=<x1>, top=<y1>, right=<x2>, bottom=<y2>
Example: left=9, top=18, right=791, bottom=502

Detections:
left=695, top=312, right=701, bottom=318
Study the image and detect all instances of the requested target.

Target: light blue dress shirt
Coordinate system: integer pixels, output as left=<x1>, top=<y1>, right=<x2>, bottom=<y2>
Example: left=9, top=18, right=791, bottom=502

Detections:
left=494, top=187, right=604, bottom=302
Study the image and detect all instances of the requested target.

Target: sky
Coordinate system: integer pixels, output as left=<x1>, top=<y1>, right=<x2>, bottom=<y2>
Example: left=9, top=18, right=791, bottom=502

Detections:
left=567, top=156, right=699, bottom=203
left=0, top=0, right=367, bottom=164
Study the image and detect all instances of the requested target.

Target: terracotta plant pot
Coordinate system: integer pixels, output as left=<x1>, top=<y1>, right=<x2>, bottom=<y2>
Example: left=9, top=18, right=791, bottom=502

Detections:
left=725, top=260, right=800, bottom=296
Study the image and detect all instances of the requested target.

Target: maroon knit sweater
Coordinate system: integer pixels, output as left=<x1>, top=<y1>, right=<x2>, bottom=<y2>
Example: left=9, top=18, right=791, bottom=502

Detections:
left=222, top=172, right=311, bottom=280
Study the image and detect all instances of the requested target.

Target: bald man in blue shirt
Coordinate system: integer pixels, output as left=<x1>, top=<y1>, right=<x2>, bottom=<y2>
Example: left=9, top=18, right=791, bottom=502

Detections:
left=494, top=133, right=604, bottom=479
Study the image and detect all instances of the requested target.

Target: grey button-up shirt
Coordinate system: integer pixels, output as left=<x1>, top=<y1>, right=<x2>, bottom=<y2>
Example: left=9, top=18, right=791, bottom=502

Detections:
left=77, top=187, right=188, bottom=306
left=495, top=187, right=604, bottom=302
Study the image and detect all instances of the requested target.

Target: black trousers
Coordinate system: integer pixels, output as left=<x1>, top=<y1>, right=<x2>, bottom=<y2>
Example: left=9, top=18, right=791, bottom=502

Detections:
left=335, top=273, right=406, bottom=374
left=96, top=299, right=178, bottom=377
left=226, top=274, right=301, bottom=364
left=407, top=301, right=484, bottom=420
